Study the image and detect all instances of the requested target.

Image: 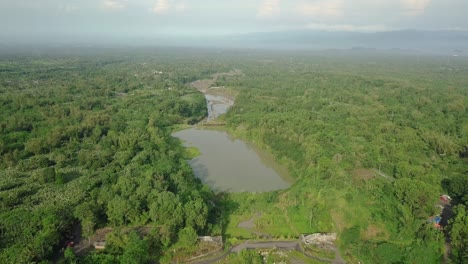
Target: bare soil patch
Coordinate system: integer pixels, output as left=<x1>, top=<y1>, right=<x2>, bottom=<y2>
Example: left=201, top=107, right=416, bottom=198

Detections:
left=190, top=69, right=242, bottom=93
left=362, top=224, right=389, bottom=240
left=352, top=169, right=376, bottom=181
left=330, top=210, right=346, bottom=232
left=190, top=79, right=215, bottom=92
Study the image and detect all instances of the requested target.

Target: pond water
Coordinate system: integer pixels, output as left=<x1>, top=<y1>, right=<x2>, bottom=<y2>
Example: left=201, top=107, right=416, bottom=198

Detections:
left=173, top=128, right=291, bottom=192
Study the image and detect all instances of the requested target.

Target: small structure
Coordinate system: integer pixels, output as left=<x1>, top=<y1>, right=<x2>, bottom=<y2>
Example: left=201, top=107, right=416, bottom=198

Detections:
left=439, top=195, right=452, bottom=206
left=440, top=195, right=451, bottom=202
left=93, top=241, right=106, bottom=250
left=428, top=216, right=442, bottom=230
left=301, top=233, right=336, bottom=249
left=198, top=236, right=223, bottom=246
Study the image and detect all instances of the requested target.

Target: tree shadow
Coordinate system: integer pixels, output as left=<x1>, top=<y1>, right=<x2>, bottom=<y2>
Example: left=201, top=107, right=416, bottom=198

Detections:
left=188, top=158, right=240, bottom=243
left=205, top=191, right=239, bottom=241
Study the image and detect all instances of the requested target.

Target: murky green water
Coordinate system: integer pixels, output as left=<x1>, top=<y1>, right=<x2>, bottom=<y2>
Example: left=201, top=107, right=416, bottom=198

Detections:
left=173, top=128, right=291, bottom=192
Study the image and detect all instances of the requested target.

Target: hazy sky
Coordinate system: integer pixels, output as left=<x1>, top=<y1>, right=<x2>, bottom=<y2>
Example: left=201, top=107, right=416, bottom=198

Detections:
left=1, top=0, right=468, bottom=39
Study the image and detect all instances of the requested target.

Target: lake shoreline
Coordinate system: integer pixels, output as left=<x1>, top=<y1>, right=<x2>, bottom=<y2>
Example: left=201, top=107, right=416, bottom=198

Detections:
left=171, top=74, right=293, bottom=192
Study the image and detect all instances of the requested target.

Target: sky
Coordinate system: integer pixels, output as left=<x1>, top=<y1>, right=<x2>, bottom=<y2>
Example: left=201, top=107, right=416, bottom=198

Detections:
left=1, top=0, right=468, bottom=40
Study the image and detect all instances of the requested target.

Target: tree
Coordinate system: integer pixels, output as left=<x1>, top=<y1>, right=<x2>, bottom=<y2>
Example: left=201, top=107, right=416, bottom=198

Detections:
left=184, top=198, right=208, bottom=231
left=238, top=250, right=262, bottom=264
left=73, top=202, right=96, bottom=243
left=177, top=226, right=198, bottom=248
left=442, top=174, right=468, bottom=204
left=394, top=178, right=438, bottom=218
left=63, top=247, right=77, bottom=264
left=374, top=243, right=403, bottom=264
left=34, top=167, right=56, bottom=184
left=149, top=191, right=183, bottom=227
left=119, top=232, right=149, bottom=264
left=450, top=205, right=468, bottom=264
left=107, top=196, right=133, bottom=226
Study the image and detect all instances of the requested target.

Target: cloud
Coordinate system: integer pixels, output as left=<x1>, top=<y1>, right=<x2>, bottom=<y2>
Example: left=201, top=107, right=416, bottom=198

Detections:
left=103, top=0, right=127, bottom=10
left=298, top=0, right=344, bottom=18
left=151, top=0, right=187, bottom=14
left=306, top=23, right=390, bottom=32
left=401, top=0, right=431, bottom=15
left=257, top=0, right=281, bottom=18
left=152, top=0, right=170, bottom=14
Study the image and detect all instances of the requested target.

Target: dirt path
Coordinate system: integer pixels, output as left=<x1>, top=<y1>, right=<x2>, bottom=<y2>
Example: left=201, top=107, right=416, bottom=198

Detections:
left=441, top=203, right=453, bottom=264
left=331, top=246, right=346, bottom=264
left=237, top=212, right=273, bottom=239
left=443, top=242, right=452, bottom=264
left=371, top=168, right=395, bottom=182
left=237, top=212, right=261, bottom=229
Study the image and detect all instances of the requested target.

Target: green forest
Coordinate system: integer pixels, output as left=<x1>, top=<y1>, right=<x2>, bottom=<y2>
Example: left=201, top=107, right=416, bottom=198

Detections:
left=0, top=51, right=226, bottom=263
left=0, top=49, right=467, bottom=264
left=220, top=53, right=467, bottom=263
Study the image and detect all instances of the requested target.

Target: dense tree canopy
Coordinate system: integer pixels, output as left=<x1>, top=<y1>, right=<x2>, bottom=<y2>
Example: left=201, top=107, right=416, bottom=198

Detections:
left=0, top=51, right=219, bottom=263
left=218, top=52, right=467, bottom=263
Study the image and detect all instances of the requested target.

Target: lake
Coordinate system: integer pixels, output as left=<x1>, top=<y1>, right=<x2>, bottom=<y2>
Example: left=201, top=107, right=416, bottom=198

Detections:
left=173, top=128, right=291, bottom=192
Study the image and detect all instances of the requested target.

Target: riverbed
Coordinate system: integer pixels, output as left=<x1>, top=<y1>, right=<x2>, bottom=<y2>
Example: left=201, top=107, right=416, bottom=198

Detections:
left=205, top=94, right=233, bottom=121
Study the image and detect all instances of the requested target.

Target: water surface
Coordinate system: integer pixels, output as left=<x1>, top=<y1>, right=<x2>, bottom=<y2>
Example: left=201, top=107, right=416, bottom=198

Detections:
left=173, top=128, right=291, bottom=192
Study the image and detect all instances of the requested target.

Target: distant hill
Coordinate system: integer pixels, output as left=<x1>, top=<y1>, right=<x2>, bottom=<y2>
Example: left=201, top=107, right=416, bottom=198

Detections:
left=219, top=29, right=468, bottom=54
left=1, top=29, right=467, bottom=54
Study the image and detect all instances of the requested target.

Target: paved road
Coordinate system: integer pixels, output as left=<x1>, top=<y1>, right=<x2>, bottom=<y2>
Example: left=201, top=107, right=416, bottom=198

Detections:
left=232, top=241, right=301, bottom=252
left=191, top=240, right=345, bottom=264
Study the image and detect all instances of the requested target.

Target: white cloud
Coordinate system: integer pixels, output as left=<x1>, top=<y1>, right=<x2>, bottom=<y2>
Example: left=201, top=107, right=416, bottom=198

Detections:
left=152, top=0, right=170, bottom=14
left=401, top=0, right=431, bottom=15
left=151, top=0, right=187, bottom=14
left=257, top=0, right=281, bottom=18
left=298, top=0, right=344, bottom=18
left=306, top=23, right=390, bottom=32
left=103, top=0, right=127, bottom=10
